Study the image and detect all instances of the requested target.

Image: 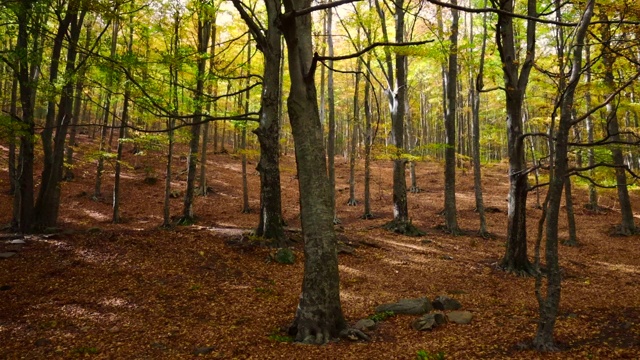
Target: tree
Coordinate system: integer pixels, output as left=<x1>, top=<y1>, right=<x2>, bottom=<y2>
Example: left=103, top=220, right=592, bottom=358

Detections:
left=180, top=3, right=211, bottom=223
left=533, top=0, right=593, bottom=350
left=8, top=0, right=46, bottom=232
left=494, top=0, right=538, bottom=275
left=280, top=0, right=347, bottom=343
left=232, top=0, right=287, bottom=245
left=443, top=0, right=460, bottom=234
left=470, top=0, right=489, bottom=237
left=599, top=11, right=636, bottom=235
left=375, top=0, right=422, bottom=235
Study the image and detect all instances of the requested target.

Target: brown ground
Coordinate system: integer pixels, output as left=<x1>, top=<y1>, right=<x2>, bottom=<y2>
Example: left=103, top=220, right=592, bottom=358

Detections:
left=0, top=134, right=639, bottom=359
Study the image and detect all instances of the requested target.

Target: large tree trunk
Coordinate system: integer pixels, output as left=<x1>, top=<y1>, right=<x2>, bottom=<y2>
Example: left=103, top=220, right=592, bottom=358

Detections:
left=281, top=0, right=346, bottom=343
left=497, top=0, right=537, bottom=275
left=14, top=0, right=44, bottom=233
left=35, top=1, right=79, bottom=229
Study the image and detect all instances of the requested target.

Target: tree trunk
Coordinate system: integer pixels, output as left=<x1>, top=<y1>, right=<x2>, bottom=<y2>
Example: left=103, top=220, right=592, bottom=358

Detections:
left=533, top=1, right=593, bottom=350
left=497, top=0, right=537, bottom=274
left=443, top=0, right=460, bottom=234
left=14, top=0, right=44, bottom=233
left=600, top=14, right=636, bottom=235
left=95, top=19, right=119, bottom=199
left=181, top=16, right=211, bottom=223
left=362, top=60, right=373, bottom=219
left=471, top=2, right=488, bottom=236
left=347, top=59, right=360, bottom=206
left=326, top=7, right=338, bottom=222
left=233, top=0, right=287, bottom=243
left=113, top=13, right=133, bottom=224
left=241, top=36, right=252, bottom=214
left=281, top=0, right=346, bottom=342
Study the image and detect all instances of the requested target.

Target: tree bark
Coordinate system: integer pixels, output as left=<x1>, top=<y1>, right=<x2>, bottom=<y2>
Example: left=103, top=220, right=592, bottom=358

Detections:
left=600, top=13, right=636, bottom=235
left=95, top=19, right=119, bottom=199
left=233, top=0, right=286, bottom=244
left=181, top=14, right=211, bottom=223
left=533, top=1, right=593, bottom=350
left=281, top=0, right=346, bottom=342
left=443, top=0, right=460, bottom=234
left=496, top=0, right=537, bottom=274
left=471, top=1, right=488, bottom=236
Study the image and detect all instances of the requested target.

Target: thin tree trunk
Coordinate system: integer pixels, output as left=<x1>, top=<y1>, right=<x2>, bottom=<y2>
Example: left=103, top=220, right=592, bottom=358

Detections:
left=533, top=1, right=593, bottom=350
left=443, top=0, right=460, bottom=234
left=199, top=15, right=217, bottom=196
left=471, top=2, right=488, bottom=236
left=326, top=7, right=338, bottom=222
left=181, top=15, right=211, bottom=222
left=347, top=59, right=360, bottom=206
left=362, top=59, right=373, bottom=219
left=95, top=19, right=119, bottom=199
left=241, top=36, right=252, bottom=214
left=600, top=15, right=635, bottom=234
left=114, top=11, right=133, bottom=224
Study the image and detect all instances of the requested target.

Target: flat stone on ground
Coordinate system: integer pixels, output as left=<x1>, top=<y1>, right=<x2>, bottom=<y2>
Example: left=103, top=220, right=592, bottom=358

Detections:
left=375, top=297, right=432, bottom=315
left=354, top=319, right=377, bottom=331
left=0, top=252, right=16, bottom=259
left=447, top=310, right=473, bottom=324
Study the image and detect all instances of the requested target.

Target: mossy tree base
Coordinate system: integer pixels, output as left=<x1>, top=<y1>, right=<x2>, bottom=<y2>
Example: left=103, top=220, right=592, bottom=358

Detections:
left=383, top=220, right=425, bottom=237
left=499, top=258, right=536, bottom=277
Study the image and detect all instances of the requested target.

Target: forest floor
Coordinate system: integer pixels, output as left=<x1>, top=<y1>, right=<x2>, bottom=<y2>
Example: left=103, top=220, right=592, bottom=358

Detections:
left=0, top=134, right=639, bottom=359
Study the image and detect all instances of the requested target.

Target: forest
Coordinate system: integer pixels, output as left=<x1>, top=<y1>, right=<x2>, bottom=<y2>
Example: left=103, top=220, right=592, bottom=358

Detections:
left=0, top=0, right=639, bottom=358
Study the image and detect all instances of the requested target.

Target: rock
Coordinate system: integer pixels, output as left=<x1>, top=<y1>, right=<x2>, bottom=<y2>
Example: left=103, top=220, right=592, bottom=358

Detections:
left=34, top=338, right=52, bottom=347
left=0, top=252, right=16, bottom=259
left=412, top=312, right=446, bottom=331
left=447, top=311, right=473, bottom=324
left=354, top=319, right=377, bottom=332
left=432, top=296, right=462, bottom=311
left=375, top=297, right=432, bottom=315
left=193, top=346, right=215, bottom=355
left=10, top=239, right=25, bottom=244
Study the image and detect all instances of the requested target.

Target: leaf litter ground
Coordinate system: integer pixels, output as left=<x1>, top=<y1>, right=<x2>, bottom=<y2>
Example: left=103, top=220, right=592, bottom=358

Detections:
left=0, top=136, right=638, bottom=359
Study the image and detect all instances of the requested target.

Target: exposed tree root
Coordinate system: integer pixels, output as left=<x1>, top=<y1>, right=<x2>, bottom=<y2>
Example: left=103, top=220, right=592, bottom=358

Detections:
left=346, top=199, right=358, bottom=206
left=176, top=216, right=196, bottom=226
left=361, top=213, right=374, bottom=220
left=383, top=219, right=425, bottom=237
left=499, top=259, right=536, bottom=277
left=339, top=328, right=370, bottom=342
left=612, top=224, right=637, bottom=236
left=409, top=186, right=422, bottom=193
